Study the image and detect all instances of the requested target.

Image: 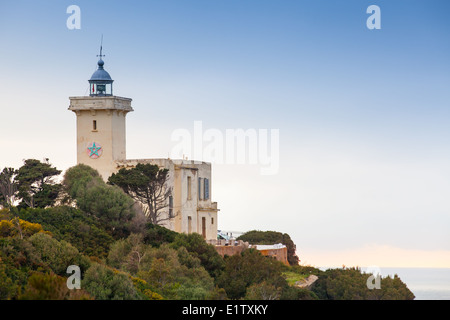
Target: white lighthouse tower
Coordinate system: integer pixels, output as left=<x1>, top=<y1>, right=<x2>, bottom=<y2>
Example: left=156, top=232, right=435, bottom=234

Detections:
left=68, top=47, right=133, bottom=181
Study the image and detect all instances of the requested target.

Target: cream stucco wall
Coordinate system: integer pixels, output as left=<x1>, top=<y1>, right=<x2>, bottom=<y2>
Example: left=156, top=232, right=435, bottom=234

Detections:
left=116, top=159, right=219, bottom=240
left=172, top=160, right=218, bottom=241
left=68, top=96, right=133, bottom=181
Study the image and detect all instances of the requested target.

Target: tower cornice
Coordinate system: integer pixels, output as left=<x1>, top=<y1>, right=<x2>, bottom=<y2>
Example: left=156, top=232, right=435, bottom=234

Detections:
left=68, top=96, right=133, bottom=113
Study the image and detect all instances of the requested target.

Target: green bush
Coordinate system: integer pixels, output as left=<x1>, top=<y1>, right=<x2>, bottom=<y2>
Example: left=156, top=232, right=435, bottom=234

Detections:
left=29, top=233, right=90, bottom=276
left=18, top=206, right=114, bottom=259
left=311, top=267, right=415, bottom=300
left=171, top=232, right=225, bottom=278
left=143, top=223, right=178, bottom=247
left=217, top=249, right=287, bottom=300
left=82, top=263, right=139, bottom=300
left=63, top=164, right=136, bottom=238
left=237, top=230, right=299, bottom=266
left=18, top=272, right=92, bottom=300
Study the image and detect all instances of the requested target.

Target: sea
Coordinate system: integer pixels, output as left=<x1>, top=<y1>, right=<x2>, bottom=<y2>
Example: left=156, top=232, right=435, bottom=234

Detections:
left=319, top=267, right=450, bottom=300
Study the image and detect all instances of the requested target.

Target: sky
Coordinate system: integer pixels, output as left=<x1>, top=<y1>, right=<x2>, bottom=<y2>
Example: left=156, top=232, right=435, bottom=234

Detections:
left=1, top=0, right=450, bottom=268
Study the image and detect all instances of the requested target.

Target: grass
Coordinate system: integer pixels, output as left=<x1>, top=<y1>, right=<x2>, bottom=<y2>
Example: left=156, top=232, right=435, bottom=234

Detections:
left=282, top=271, right=309, bottom=286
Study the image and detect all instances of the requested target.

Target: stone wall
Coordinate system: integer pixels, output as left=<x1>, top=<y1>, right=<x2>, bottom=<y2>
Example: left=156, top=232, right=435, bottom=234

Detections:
left=257, top=246, right=289, bottom=265
left=214, top=245, right=247, bottom=258
left=209, top=240, right=289, bottom=265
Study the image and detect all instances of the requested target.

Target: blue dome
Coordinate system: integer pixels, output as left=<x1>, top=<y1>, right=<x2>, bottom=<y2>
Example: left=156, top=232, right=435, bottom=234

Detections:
left=89, top=59, right=113, bottom=82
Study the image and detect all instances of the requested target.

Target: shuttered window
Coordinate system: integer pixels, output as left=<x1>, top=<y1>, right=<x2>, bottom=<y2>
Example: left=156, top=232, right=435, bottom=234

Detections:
left=169, top=195, right=173, bottom=218
left=187, top=176, right=192, bottom=200
left=204, top=178, right=210, bottom=200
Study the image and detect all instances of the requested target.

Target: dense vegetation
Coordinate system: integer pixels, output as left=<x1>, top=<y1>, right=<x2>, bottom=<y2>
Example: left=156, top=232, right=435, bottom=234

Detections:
left=237, top=230, right=300, bottom=265
left=312, top=267, right=416, bottom=300
left=0, top=159, right=415, bottom=300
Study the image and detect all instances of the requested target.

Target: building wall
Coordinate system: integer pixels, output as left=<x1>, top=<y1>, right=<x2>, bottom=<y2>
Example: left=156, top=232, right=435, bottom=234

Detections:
left=171, top=160, right=218, bottom=241
left=175, top=165, right=198, bottom=236
left=258, top=247, right=289, bottom=265
left=116, top=158, right=176, bottom=231
left=215, top=245, right=247, bottom=258
left=116, top=159, right=219, bottom=241
left=213, top=242, right=289, bottom=265
left=111, top=109, right=127, bottom=161
left=68, top=96, right=132, bottom=181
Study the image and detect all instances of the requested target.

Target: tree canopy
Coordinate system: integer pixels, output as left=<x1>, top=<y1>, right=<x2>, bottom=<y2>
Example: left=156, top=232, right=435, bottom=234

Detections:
left=15, top=159, right=61, bottom=208
left=311, top=267, right=415, bottom=300
left=237, top=230, right=300, bottom=266
left=63, top=164, right=136, bottom=237
left=216, top=249, right=288, bottom=300
left=0, top=159, right=61, bottom=209
left=108, top=163, right=172, bottom=225
left=0, top=167, right=17, bottom=209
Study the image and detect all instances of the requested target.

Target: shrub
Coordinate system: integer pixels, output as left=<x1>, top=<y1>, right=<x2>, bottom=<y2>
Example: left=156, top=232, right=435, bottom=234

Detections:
left=171, top=233, right=224, bottom=278
left=143, top=223, right=178, bottom=247
left=0, top=217, right=49, bottom=239
left=217, top=249, right=287, bottom=300
left=18, top=272, right=92, bottom=300
left=63, top=164, right=136, bottom=238
left=82, top=263, right=139, bottom=300
left=18, top=206, right=115, bottom=258
left=29, top=233, right=90, bottom=276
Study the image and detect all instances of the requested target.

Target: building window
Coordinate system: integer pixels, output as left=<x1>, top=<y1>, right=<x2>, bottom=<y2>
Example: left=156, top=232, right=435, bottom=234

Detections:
left=93, top=120, right=97, bottom=131
left=188, top=216, right=192, bottom=234
left=202, top=217, right=206, bottom=239
left=187, top=176, right=192, bottom=200
left=211, top=217, right=214, bottom=225
left=198, top=177, right=202, bottom=200
left=169, top=195, right=173, bottom=218
left=204, top=178, right=209, bottom=200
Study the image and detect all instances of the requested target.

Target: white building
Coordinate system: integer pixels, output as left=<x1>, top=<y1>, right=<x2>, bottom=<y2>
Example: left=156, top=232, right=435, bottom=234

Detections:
left=68, top=52, right=219, bottom=240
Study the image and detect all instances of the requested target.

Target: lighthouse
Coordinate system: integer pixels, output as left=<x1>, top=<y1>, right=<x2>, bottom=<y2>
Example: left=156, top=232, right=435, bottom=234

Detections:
left=68, top=47, right=133, bottom=181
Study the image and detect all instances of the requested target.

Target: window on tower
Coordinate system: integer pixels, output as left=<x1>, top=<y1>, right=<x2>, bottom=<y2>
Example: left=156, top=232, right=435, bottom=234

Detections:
left=93, top=120, right=97, bottom=131
left=90, top=83, right=113, bottom=96
left=187, top=176, right=192, bottom=200
left=97, top=84, right=106, bottom=93
left=169, top=195, right=174, bottom=218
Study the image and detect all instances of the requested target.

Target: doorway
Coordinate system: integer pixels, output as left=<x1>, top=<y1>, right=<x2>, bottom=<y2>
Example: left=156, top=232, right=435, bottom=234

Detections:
left=201, top=217, right=206, bottom=239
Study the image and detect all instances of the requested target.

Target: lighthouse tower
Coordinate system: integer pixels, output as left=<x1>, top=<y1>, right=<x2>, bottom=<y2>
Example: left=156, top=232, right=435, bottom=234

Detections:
left=68, top=47, right=133, bottom=181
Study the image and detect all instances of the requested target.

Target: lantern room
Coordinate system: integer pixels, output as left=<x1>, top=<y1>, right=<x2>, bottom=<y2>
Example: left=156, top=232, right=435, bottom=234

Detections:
left=89, top=58, right=113, bottom=96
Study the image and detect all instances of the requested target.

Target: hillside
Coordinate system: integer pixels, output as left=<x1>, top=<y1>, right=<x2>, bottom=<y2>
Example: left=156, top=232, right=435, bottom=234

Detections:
left=0, top=161, right=415, bottom=300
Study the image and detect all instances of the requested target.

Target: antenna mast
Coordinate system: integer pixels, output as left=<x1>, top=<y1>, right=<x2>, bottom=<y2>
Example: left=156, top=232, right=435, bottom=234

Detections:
left=97, top=34, right=105, bottom=59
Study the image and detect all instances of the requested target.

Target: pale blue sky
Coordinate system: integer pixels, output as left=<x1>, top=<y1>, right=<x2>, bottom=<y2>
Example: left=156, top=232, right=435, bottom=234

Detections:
left=1, top=0, right=449, bottom=267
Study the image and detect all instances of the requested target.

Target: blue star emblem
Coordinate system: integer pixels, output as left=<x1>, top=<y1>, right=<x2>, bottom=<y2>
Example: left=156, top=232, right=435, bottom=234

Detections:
left=88, top=142, right=102, bottom=158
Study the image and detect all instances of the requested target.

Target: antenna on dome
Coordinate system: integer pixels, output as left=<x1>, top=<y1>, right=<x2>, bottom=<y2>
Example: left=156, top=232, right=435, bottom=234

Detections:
left=97, top=34, right=105, bottom=59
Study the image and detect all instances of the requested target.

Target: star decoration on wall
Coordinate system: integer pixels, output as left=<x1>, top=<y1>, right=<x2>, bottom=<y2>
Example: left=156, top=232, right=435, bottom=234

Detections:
left=87, top=142, right=102, bottom=159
